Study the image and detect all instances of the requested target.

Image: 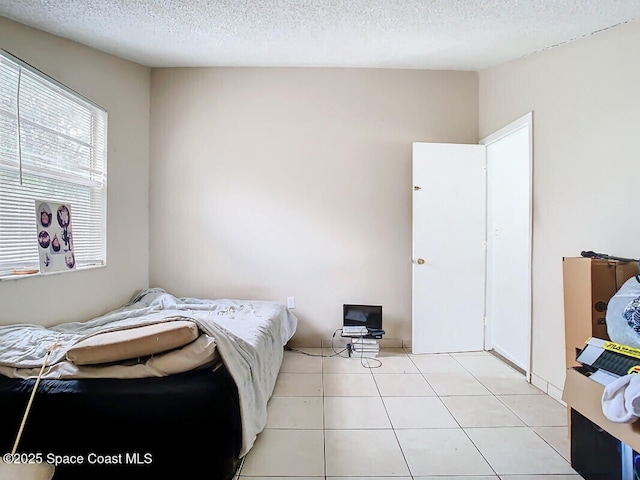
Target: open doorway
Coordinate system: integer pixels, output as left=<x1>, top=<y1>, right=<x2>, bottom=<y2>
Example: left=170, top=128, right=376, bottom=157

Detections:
left=411, top=112, right=533, bottom=380
left=480, top=112, right=533, bottom=379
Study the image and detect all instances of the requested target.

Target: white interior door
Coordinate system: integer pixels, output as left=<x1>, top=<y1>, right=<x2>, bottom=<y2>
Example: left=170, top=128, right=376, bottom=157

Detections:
left=412, top=142, right=486, bottom=354
left=481, top=113, right=532, bottom=375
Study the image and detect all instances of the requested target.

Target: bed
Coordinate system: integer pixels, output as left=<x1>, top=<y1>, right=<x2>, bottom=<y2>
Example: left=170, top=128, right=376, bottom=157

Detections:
left=0, top=288, right=298, bottom=480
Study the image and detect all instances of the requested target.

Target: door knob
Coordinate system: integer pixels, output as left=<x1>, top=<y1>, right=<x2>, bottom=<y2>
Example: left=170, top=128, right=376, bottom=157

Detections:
left=416, top=258, right=425, bottom=265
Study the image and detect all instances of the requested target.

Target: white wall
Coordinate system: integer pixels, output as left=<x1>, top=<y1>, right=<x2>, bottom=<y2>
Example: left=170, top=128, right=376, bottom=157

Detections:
left=479, top=20, right=640, bottom=394
left=0, top=18, right=151, bottom=326
left=150, top=67, right=478, bottom=345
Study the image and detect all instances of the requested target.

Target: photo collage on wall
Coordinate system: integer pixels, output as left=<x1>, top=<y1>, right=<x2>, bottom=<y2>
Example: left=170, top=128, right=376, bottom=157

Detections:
left=35, top=200, right=75, bottom=273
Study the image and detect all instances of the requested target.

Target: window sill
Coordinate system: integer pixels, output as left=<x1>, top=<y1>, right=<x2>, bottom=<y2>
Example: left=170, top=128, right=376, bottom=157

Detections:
left=0, top=264, right=105, bottom=282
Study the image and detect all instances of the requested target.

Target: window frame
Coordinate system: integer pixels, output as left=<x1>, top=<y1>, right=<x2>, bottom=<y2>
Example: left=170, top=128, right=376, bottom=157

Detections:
left=0, top=49, right=108, bottom=279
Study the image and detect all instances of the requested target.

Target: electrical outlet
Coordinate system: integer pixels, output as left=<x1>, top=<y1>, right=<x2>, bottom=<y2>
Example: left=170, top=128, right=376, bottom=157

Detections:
left=287, top=297, right=295, bottom=309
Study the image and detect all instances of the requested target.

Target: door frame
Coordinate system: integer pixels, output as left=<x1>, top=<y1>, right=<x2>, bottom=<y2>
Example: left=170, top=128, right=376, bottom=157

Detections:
left=479, top=112, right=533, bottom=380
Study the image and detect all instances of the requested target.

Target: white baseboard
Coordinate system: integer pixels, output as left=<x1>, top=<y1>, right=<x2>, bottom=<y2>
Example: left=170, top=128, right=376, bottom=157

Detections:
left=547, top=383, right=565, bottom=405
left=531, top=373, right=566, bottom=405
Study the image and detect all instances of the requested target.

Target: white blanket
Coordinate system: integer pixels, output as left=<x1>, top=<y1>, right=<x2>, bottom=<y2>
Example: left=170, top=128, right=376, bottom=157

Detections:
left=0, top=288, right=298, bottom=458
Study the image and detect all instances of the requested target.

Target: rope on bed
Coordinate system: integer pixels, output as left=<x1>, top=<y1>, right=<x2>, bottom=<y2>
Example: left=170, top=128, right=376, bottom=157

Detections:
left=0, top=344, right=58, bottom=480
left=11, top=344, right=59, bottom=455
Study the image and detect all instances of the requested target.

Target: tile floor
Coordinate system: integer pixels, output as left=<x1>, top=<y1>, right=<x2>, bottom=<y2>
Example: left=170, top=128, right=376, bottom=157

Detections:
left=235, top=347, right=583, bottom=479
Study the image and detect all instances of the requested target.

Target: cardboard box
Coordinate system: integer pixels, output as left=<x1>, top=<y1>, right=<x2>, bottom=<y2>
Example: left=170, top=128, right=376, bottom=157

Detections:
left=562, top=367, right=640, bottom=452
left=563, top=257, right=639, bottom=368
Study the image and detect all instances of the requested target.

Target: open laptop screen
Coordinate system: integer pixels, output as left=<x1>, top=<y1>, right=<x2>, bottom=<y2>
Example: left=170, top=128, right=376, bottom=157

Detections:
left=343, top=304, right=382, bottom=330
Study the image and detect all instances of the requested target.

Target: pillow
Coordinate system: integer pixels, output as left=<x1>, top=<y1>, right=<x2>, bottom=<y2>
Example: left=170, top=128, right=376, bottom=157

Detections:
left=0, top=462, right=54, bottom=480
left=66, top=320, right=199, bottom=365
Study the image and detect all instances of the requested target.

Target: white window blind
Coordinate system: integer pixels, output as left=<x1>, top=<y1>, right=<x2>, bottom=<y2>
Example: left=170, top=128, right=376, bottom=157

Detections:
left=0, top=49, right=107, bottom=277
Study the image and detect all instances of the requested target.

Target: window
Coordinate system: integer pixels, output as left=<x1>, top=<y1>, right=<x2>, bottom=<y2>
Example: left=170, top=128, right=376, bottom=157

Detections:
left=0, top=50, right=107, bottom=277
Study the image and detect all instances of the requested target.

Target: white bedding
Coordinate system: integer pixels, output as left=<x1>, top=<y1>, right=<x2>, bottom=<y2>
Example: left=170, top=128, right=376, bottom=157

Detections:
left=0, top=288, right=298, bottom=457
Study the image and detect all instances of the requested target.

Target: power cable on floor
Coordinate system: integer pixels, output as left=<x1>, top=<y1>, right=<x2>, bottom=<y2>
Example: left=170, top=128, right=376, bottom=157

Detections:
left=285, top=329, right=382, bottom=369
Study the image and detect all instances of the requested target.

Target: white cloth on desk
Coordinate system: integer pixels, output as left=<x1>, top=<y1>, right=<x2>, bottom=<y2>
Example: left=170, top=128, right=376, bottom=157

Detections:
left=601, top=373, right=640, bottom=423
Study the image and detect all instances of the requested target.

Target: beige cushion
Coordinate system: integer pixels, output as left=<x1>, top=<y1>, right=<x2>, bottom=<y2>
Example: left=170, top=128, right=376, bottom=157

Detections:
left=66, top=320, right=199, bottom=365
left=0, top=461, right=54, bottom=480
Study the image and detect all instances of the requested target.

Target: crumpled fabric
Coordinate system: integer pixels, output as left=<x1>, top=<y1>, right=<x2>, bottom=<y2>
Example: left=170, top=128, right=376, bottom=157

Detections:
left=602, top=373, right=640, bottom=423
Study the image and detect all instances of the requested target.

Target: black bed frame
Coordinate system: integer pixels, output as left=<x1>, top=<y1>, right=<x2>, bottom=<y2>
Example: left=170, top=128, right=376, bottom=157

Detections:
left=0, top=363, right=242, bottom=480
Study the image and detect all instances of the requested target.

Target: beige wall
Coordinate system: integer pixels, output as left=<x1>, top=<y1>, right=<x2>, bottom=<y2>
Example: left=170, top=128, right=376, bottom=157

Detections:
left=6, top=12, right=635, bottom=390
left=6, top=11, right=633, bottom=392
left=0, top=18, right=150, bottom=326
left=479, top=20, right=640, bottom=394
left=150, top=67, right=478, bottom=345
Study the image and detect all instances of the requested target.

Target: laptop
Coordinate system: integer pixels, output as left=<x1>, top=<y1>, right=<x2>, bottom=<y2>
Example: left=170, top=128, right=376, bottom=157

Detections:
left=342, top=304, right=383, bottom=337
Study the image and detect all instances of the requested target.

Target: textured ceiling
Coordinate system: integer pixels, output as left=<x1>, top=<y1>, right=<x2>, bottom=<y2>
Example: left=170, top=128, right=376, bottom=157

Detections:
left=1, top=1, right=640, bottom=70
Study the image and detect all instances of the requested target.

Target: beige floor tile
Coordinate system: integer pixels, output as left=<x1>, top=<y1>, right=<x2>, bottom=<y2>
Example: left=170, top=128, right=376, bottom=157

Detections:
left=240, top=429, right=324, bottom=476
left=323, top=373, right=379, bottom=396
left=323, top=354, right=376, bottom=373
left=475, top=372, right=545, bottom=395
left=252, top=349, right=582, bottom=480
left=356, top=356, right=386, bottom=371
left=424, top=372, right=492, bottom=396
left=241, top=478, right=324, bottom=480
left=498, top=394, right=568, bottom=426
left=499, top=476, right=583, bottom=479
left=329, top=478, right=413, bottom=480
left=454, top=354, right=518, bottom=374
left=324, top=396, right=392, bottom=429
left=465, top=427, right=577, bottom=475
left=411, top=354, right=467, bottom=373
left=533, top=425, right=571, bottom=461
left=383, top=396, right=458, bottom=428
left=265, top=396, right=323, bottom=429
left=414, top=477, right=497, bottom=480
left=396, top=428, right=494, bottom=476
left=414, top=477, right=498, bottom=480
left=285, top=347, right=324, bottom=354
left=284, top=347, right=324, bottom=354
left=272, top=372, right=323, bottom=396
left=370, top=355, right=420, bottom=373
left=441, top=395, right=525, bottom=427
left=325, top=429, right=410, bottom=477
left=377, top=347, right=410, bottom=357
left=328, top=477, right=412, bottom=480
left=322, top=345, right=350, bottom=356
left=280, top=349, right=323, bottom=373
left=374, top=373, right=436, bottom=396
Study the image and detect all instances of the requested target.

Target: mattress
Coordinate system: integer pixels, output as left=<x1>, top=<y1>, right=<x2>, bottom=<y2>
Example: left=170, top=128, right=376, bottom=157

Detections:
left=0, top=288, right=298, bottom=479
left=0, top=363, right=241, bottom=480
